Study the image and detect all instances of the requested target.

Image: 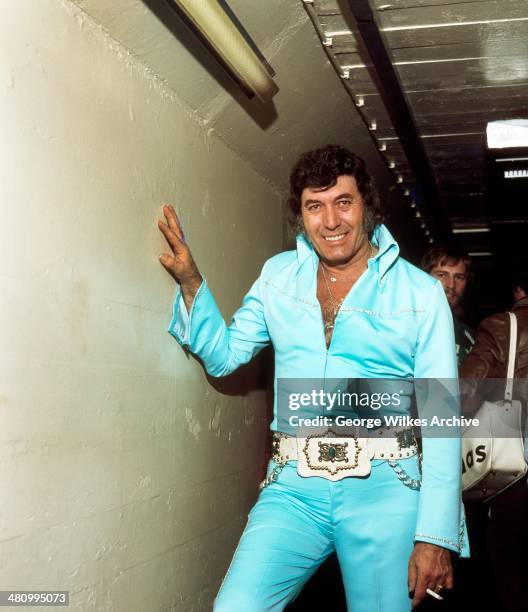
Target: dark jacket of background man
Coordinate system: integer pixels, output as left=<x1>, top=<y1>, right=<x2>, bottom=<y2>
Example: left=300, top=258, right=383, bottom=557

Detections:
left=458, top=263, right=528, bottom=612
left=460, top=295, right=528, bottom=379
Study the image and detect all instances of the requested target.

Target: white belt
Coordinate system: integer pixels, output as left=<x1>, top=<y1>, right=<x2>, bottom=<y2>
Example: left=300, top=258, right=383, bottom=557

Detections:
left=271, top=427, right=418, bottom=482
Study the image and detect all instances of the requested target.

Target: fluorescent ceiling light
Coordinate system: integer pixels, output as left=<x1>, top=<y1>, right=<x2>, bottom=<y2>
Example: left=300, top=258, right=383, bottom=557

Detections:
left=170, top=0, right=278, bottom=102
left=341, top=63, right=368, bottom=70
left=421, top=132, right=482, bottom=139
left=341, top=57, right=487, bottom=71
left=325, top=30, right=352, bottom=37
left=381, top=17, right=528, bottom=32
left=468, top=252, right=493, bottom=257
left=453, top=227, right=490, bottom=234
left=504, top=169, right=528, bottom=179
left=504, top=170, right=528, bottom=178
left=487, top=119, right=528, bottom=149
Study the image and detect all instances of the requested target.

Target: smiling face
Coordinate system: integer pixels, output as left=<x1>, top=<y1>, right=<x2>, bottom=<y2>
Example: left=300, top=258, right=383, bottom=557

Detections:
left=430, top=259, right=468, bottom=309
left=300, top=175, right=370, bottom=266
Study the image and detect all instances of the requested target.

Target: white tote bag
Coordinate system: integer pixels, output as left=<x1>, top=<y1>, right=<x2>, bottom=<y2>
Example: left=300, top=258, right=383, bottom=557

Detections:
left=461, top=312, right=527, bottom=502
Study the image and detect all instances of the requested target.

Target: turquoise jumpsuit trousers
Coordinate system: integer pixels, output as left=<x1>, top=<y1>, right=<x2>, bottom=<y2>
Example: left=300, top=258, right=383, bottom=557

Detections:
left=214, top=457, right=422, bottom=611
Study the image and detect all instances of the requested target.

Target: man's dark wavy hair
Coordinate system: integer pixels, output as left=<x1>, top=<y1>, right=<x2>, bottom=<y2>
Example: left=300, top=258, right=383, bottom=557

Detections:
left=421, top=242, right=473, bottom=281
left=288, top=145, right=384, bottom=235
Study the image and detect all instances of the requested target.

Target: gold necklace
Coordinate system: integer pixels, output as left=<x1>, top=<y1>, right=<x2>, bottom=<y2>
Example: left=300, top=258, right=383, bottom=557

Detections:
left=322, top=243, right=374, bottom=282
left=321, top=265, right=342, bottom=331
left=320, top=243, right=373, bottom=331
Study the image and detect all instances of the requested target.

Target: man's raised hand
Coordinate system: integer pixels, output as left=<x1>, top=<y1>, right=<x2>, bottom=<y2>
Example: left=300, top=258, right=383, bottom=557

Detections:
left=158, top=204, right=202, bottom=310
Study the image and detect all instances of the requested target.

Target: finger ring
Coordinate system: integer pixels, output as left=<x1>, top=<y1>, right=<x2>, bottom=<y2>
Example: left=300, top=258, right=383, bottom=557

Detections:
left=426, top=588, right=444, bottom=601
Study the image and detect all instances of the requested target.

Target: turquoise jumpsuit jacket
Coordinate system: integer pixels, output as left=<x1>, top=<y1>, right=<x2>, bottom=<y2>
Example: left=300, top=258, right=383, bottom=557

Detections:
left=169, top=224, right=468, bottom=611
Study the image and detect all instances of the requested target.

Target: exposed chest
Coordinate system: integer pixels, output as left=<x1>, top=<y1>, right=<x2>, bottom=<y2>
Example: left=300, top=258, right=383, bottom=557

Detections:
left=316, top=269, right=361, bottom=347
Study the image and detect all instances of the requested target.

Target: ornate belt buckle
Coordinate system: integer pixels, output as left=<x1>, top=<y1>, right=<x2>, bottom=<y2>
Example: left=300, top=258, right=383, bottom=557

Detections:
left=296, top=429, right=372, bottom=481
left=318, top=441, right=349, bottom=463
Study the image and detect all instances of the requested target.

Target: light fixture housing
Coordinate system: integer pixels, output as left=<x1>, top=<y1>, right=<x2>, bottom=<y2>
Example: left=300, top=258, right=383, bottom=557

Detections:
left=169, top=0, right=278, bottom=102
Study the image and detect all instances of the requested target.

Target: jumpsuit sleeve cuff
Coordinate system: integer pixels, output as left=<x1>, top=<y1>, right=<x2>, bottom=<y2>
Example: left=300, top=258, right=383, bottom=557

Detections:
left=167, top=278, right=207, bottom=347
left=414, top=533, right=460, bottom=554
left=414, top=507, right=469, bottom=557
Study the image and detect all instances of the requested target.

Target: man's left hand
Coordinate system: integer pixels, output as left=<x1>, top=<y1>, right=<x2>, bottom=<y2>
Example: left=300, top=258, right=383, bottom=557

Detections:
left=408, top=542, right=453, bottom=608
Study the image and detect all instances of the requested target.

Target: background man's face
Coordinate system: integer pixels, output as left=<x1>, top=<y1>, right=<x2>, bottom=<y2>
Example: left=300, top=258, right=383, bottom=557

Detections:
left=430, top=259, right=468, bottom=310
left=300, top=175, right=369, bottom=266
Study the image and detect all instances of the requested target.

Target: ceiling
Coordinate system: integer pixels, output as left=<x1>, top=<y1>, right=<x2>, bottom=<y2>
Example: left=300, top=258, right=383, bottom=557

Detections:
left=69, top=0, right=399, bottom=207
left=306, top=0, right=528, bottom=311
left=70, top=0, right=528, bottom=312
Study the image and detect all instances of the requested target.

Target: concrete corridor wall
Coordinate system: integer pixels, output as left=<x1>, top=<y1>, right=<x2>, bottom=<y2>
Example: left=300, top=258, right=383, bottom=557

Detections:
left=0, top=1, right=283, bottom=609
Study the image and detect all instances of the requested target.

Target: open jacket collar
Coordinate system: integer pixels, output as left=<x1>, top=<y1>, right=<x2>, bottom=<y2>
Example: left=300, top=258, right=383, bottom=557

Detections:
left=295, top=224, right=400, bottom=288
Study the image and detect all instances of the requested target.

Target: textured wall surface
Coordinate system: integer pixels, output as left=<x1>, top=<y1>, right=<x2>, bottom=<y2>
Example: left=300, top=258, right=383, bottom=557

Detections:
left=0, top=0, right=282, bottom=609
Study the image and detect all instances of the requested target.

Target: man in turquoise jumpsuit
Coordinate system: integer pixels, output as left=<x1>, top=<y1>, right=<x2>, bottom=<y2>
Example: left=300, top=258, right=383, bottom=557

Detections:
left=158, top=145, right=468, bottom=611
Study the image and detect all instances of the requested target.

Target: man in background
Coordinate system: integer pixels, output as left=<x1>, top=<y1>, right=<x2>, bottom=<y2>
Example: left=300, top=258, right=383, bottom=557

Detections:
left=422, top=244, right=474, bottom=365
left=459, top=259, right=528, bottom=612
left=422, top=244, right=476, bottom=610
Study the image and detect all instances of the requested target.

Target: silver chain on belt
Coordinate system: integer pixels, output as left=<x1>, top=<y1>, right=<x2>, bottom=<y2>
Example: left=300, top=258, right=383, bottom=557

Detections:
left=387, top=458, right=422, bottom=490
left=260, top=457, right=422, bottom=491
left=259, top=459, right=288, bottom=490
